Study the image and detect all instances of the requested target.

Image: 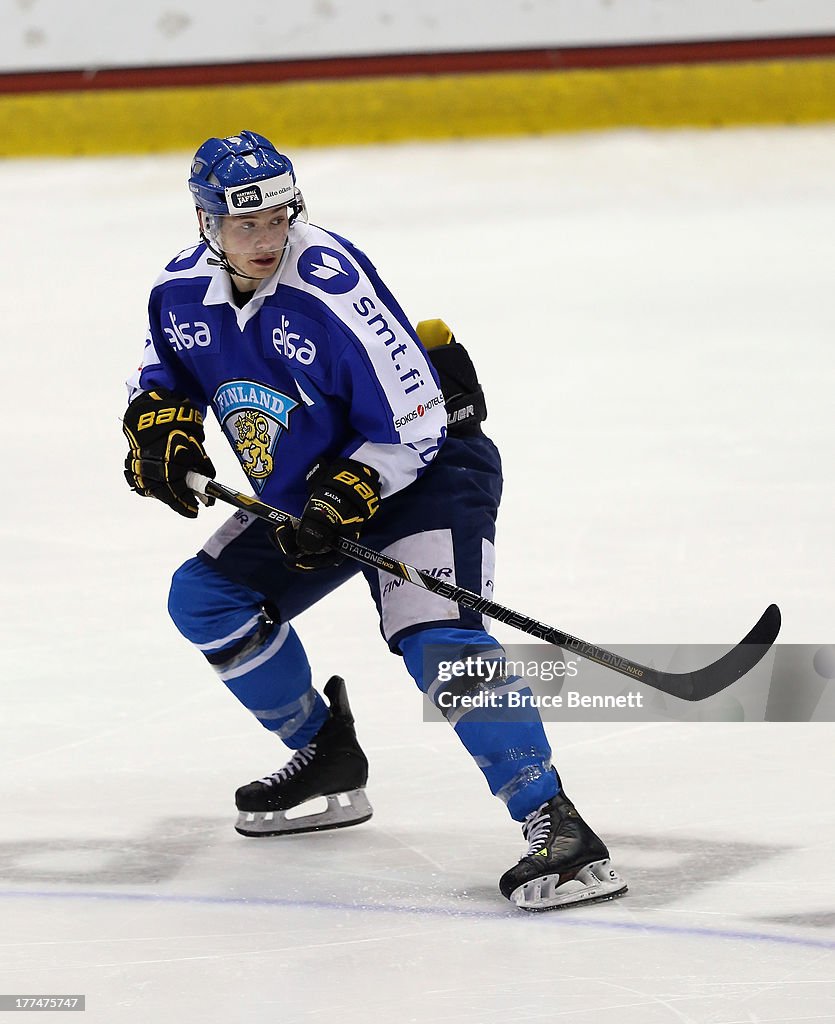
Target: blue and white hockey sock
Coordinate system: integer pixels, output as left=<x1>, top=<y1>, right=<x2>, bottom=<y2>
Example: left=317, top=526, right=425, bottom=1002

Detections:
left=399, top=626, right=558, bottom=821
left=168, top=557, right=327, bottom=747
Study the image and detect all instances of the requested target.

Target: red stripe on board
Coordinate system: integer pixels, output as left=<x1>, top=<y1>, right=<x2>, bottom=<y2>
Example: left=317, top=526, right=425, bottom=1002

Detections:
left=2, top=35, right=835, bottom=95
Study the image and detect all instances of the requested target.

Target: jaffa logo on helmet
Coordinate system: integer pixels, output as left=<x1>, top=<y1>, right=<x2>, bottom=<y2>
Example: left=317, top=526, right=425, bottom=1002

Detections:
left=230, top=185, right=263, bottom=210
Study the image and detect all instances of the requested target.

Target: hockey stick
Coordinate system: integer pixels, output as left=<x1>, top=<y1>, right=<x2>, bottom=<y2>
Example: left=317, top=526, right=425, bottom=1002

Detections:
left=186, top=472, right=781, bottom=702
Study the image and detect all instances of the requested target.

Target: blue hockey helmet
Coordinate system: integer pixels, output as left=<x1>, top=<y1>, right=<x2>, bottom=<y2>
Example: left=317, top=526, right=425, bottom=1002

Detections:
left=188, top=130, right=305, bottom=221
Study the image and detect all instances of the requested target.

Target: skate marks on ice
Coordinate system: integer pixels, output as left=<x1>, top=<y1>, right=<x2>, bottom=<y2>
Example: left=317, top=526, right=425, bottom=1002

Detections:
left=605, top=833, right=787, bottom=911
left=0, top=818, right=468, bottom=901
left=758, top=910, right=835, bottom=929
left=1, top=822, right=833, bottom=1024
left=0, top=820, right=827, bottom=934
left=0, top=819, right=225, bottom=887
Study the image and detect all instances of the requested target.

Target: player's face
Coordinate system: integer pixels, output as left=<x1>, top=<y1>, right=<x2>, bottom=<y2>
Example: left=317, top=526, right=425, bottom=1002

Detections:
left=219, top=207, right=290, bottom=284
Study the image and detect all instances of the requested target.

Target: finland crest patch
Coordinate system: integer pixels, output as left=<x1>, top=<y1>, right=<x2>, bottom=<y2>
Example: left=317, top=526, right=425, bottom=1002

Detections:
left=213, top=380, right=298, bottom=492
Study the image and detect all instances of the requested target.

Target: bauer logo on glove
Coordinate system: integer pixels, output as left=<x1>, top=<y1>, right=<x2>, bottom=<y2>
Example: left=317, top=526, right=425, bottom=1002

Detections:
left=273, top=457, right=381, bottom=571
left=122, top=388, right=216, bottom=519
left=134, top=404, right=204, bottom=431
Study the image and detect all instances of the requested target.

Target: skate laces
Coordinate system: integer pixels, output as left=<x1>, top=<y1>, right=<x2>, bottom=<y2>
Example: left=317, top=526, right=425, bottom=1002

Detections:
left=522, top=805, right=553, bottom=856
left=259, top=743, right=317, bottom=786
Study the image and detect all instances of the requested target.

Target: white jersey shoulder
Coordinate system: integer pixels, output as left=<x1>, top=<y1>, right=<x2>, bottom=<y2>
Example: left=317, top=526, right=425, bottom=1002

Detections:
left=282, top=225, right=447, bottom=495
left=152, top=243, right=215, bottom=290
left=284, top=226, right=445, bottom=441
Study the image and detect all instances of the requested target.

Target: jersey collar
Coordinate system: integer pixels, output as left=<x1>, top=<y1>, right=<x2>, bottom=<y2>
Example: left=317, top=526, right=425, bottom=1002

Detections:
left=202, top=245, right=291, bottom=328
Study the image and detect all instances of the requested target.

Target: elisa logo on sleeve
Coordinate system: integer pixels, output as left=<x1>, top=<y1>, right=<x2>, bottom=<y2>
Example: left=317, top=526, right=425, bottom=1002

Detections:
left=297, top=247, right=360, bottom=294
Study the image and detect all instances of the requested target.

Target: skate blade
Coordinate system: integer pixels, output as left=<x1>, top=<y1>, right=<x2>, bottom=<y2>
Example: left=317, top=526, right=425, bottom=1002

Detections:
left=235, top=788, right=373, bottom=837
left=510, top=859, right=628, bottom=912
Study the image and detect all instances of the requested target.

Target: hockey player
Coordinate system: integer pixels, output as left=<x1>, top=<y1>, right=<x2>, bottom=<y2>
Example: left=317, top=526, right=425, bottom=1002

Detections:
left=122, top=130, right=626, bottom=911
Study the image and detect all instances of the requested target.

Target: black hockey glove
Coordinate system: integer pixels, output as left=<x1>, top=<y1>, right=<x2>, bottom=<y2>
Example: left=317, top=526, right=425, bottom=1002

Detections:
left=416, top=318, right=487, bottom=436
left=273, top=458, right=381, bottom=571
left=122, top=389, right=216, bottom=519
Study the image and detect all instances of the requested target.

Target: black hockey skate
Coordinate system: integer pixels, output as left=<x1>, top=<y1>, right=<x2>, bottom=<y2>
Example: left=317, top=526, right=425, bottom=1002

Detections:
left=499, top=784, right=627, bottom=911
left=235, top=676, right=372, bottom=837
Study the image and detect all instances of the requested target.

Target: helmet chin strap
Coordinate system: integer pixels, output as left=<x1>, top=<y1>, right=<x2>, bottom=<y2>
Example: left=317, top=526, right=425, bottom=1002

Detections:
left=201, top=231, right=261, bottom=280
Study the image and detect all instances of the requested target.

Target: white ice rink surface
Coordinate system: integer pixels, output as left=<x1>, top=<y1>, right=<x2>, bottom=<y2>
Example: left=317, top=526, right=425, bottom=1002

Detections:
left=1, top=126, right=834, bottom=1023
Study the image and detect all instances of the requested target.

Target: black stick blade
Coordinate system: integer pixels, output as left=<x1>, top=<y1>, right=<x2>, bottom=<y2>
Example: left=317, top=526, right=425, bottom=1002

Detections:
left=644, top=604, right=782, bottom=701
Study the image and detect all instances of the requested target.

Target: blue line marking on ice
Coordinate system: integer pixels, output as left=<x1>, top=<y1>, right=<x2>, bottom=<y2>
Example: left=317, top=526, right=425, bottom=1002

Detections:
left=1, top=888, right=833, bottom=951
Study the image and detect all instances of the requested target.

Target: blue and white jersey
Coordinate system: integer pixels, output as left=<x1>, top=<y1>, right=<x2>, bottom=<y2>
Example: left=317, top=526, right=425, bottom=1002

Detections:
left=128, top=225, right=447, bottom=515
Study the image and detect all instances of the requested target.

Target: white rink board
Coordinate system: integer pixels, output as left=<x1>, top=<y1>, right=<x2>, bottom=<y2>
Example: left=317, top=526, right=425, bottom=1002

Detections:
left=0, top=126, right=833, bottom=1022
left=3, top=0, right=835, bottom=71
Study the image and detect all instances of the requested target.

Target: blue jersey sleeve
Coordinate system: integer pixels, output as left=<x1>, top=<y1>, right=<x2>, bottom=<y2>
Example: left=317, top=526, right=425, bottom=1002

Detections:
left=126, top=280, right=209, bottom=411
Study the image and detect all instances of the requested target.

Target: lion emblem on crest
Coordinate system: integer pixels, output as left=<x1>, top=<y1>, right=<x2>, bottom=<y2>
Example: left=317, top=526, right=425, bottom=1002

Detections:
left=233, top=410, right=274, bottom=479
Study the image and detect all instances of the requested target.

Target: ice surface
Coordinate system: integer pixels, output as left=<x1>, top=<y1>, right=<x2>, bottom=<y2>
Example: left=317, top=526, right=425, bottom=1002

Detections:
left=0, top=126, right=833, bottom=1023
